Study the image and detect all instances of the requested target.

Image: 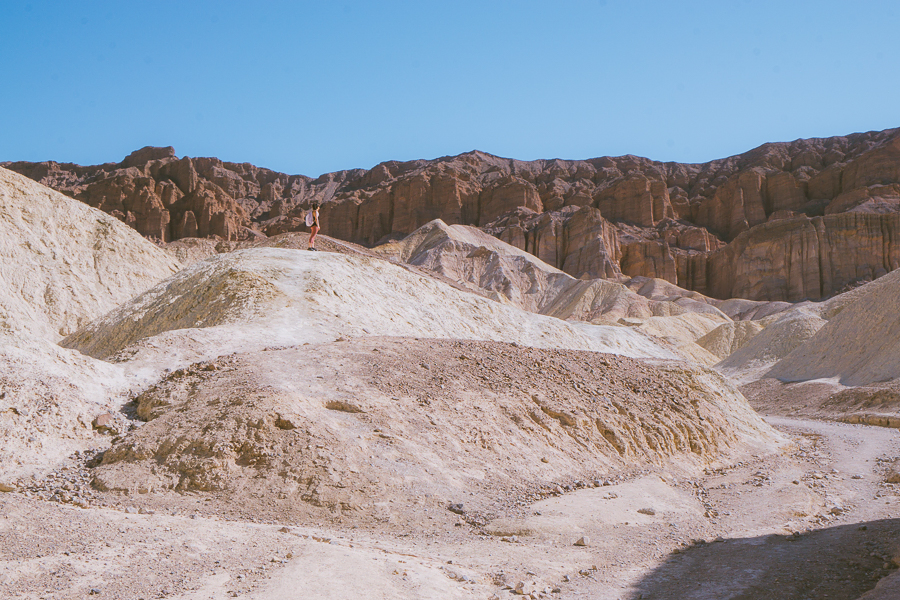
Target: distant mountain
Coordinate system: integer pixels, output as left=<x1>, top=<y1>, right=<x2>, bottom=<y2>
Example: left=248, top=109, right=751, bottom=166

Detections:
left=4, top=127, right=900, bottom=301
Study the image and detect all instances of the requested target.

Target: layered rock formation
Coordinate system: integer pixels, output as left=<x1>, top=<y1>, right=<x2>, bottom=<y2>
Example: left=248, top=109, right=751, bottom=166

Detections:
left=5, top=127, right=900, bottom=300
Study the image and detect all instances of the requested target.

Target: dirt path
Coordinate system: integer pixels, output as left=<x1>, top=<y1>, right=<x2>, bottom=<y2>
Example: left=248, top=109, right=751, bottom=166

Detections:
left=2, top=417, right=899, bottom=599
left=622, top=417, right=900, bottom=600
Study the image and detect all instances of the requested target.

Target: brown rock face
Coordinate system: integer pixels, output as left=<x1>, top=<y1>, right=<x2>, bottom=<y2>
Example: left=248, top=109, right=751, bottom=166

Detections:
left=4, top=128, right=900, bottom=301
left=691, top=213, right=900, bottom=302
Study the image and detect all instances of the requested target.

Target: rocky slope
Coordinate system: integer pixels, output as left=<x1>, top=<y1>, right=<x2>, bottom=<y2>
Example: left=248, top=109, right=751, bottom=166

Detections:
left=372, top=219, right=729, bottom=324
left=4, top=163, right=900, bottom=600
left=0, top=167, right=181, bottom=340
left=0, top=167, right=181, bottom=480
left=5, top=127, right=900, bottom=301
left=721, top=267, right=900, bottom=426
left=765, top=267, right=900, bottom=387
left=89, top=339, right=778, bottom=525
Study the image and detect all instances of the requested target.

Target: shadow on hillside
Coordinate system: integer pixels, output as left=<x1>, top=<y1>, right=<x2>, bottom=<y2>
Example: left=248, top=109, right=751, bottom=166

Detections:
left=628, top=519, right=900, bottom=600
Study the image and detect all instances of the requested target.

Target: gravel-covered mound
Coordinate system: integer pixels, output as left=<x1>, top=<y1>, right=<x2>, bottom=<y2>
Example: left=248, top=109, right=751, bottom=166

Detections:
left=89, top=338, right=782, bottom=525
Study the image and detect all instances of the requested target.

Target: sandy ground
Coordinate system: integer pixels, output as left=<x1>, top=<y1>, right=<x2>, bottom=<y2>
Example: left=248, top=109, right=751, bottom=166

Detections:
left=2, top=416, right=899, bottom=600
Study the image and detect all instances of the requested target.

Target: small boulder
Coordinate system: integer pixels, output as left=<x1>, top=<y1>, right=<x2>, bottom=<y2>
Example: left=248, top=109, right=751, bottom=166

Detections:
left=514, top=580, right=538, bottom=595
left=574, top=536, right=590, bottom=547
left=885, top=464, right=900, bottom=484
left=92, top=413, right=116, bottom=432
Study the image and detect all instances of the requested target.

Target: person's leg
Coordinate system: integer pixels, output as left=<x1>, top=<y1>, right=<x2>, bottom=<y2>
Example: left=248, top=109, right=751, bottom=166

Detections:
left=308, top=225, right=319, bottom=249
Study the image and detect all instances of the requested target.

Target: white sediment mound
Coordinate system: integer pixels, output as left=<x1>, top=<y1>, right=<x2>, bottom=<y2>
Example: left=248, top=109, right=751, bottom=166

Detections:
left=715, top=308, right=827, bottom=384
left=697, top=320, right=767, bottom=360
left=622, top=276, right=792, bottom=321
left=88, top=339, right=784, bottom=523
left=713, top=297, right=795, bottom=321
left=0, top=167, right=181, bottom=480
left=62, top=248, right=682, bottom=366
left=0, top=167, right=181, bottom=340
left=766, top=268, right=900, bottom=386
left=616, top=313, right=732, bottom=366
left=0, top=336, right=131, bottom=478
left=375, top=219, right=726, bottom=324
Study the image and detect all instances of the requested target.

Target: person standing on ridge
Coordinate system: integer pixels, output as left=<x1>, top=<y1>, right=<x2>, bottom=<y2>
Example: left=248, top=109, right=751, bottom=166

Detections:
left=306, top=202, right=320, bottom=251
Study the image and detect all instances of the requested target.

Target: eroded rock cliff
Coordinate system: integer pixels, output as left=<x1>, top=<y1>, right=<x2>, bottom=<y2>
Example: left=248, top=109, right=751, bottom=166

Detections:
left=5, top=127, right=899, bottom=300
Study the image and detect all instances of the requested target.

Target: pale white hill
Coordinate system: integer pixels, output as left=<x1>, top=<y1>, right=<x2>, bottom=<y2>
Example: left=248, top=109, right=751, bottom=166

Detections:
left=375, top=219, right=727, bottom=324
left=62, top=248, right=683, bottom=368
left=766, top=268, right=900, bottom=386
left=715, top=309, right=827, bottom=384
left=0, top=167, right=181, bottom=340
left=0, top=167, right=181, bottom=481
left=622, top=276, right=796, bottom=322
left=0, top=335, right=132, bottom=480
left=697, top=320, right=768, bottom=360
left=622, top=277, right=728, bottom=319
left=814, top=270, right=900, bottom=320
left=712, top=297, right=795, bottom=321
left=618, top=313, right=733, bottom=366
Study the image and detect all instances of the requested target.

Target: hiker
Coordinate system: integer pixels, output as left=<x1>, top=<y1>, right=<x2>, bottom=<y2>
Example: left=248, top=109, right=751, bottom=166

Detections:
left=306, top=202, right=320, bottom=251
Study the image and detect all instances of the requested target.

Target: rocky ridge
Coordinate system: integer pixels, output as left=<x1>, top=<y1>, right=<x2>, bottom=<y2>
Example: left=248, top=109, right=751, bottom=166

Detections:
left=5, top=127, right=900, bottom=301
left=3, top=158, right=900, bottom=600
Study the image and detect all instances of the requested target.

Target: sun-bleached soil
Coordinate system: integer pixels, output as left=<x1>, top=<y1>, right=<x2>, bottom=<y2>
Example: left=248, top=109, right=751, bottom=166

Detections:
left=4, top=169, right=900, bottom=600
left=80, top=338, right=779, bottom=527
left=2, top=416, right=899, bottom=599
left=0, top=167, right=180, bottom=481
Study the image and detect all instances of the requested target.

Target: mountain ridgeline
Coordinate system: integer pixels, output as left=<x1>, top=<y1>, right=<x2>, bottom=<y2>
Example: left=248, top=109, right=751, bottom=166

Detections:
left=4, top=127, right=900, bottom=302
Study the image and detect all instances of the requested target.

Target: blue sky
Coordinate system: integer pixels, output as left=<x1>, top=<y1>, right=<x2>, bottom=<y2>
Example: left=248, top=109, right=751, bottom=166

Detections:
left=1, top=1, right=898, bottom=177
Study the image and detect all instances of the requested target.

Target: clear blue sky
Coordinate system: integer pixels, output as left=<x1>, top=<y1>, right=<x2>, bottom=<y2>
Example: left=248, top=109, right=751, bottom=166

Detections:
left=1, top=1, right=897, bottom=177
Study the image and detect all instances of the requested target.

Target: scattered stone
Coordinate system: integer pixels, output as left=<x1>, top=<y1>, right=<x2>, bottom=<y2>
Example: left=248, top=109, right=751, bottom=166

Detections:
left=885, top=467, right=900, bottom=484
left=92, top=413, right=117, bottom=432
left=637, top=508, right=656, bottom=516
left=514, top=580, right=537, bottom=595
left=448, top=503, right=465, bottom=515
left=0, top=482, right=16, bottom=493
left=574, top=536, right=590, bottom=547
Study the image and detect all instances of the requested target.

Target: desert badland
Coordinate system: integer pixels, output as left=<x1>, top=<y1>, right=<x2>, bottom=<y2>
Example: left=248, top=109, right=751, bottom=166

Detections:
left=3, top=130, right=900, bottom=599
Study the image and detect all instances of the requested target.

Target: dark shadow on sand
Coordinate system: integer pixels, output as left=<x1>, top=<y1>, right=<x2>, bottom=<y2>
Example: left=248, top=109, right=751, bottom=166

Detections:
left=628, top=519, right=900, bottom=600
